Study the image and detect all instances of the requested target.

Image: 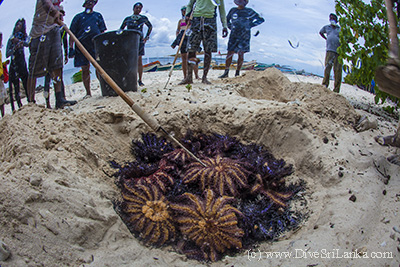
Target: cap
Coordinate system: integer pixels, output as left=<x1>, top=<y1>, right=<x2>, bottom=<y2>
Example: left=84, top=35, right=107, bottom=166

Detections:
left=83, top=0, right=98, bottom=7
left=134, top=2, right=143, bottom=8
left=234, top=0, right=248, bottom=6
left=330, top=13, right=338, bottom=21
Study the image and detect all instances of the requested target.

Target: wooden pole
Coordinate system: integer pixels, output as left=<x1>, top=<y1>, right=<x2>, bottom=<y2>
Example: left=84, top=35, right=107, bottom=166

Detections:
left=164, top=12, right=194, bottom=89
left=64, top=25, right=205, bottom=166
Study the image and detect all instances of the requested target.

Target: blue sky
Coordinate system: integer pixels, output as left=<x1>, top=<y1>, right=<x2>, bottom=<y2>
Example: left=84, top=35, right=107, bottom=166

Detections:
left=0, top=0, right=339, bottom=75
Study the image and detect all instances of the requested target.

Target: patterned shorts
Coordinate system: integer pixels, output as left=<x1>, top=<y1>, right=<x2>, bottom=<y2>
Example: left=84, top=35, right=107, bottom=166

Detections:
left=188, top=16, right=218, bottom=53
left=227, top=30, right=250, bottom=53
left=29, top=27, right=63, bottom=77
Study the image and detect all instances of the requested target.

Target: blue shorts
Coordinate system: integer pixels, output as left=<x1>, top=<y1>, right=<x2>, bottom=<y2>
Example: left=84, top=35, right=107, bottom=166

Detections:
left=227, top=30, right=250, bottom=53
left=74, top=41, right=95, bottom=67
left=139, top=40, right=145, bottom=56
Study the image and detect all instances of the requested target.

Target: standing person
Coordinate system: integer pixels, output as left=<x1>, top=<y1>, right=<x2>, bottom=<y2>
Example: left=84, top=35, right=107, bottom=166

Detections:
left=219, top=0, right=264, bottom=78
left=179, top=0, right=228, bottom=85
left=319, top=13, right=342, bottom=93
left=44, top=5, right=70, bottom=109
left=0, top=32, right=7, bottom=117
left=6, top=19, right=29, bottom=111
left=171, top=6, right=200, bottom=81
left=27, top=0, right=76, bottom=108
left=120, top=2, right=152, bottom=87
left=69, top=0, right=107, bottom=98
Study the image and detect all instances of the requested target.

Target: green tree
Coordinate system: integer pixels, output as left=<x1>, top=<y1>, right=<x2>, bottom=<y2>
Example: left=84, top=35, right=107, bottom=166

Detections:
left=335, top=0, right=398, bottom=105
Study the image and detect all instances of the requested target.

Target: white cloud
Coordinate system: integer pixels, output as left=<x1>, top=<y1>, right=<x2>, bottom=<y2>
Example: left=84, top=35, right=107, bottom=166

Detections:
left=144, top=15, right=176, bottom=47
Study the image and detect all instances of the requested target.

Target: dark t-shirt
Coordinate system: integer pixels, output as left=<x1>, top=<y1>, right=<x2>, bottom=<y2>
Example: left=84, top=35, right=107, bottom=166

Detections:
left=70, top=11, right=107, bottom=49
left=120, top=14, right=152, bottom=39
left=227, top=7, right=264, bottom=38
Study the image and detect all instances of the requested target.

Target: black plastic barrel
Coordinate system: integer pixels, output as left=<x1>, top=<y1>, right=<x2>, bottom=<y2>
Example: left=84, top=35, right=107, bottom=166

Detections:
left=94, top=30, right=141, bottom=96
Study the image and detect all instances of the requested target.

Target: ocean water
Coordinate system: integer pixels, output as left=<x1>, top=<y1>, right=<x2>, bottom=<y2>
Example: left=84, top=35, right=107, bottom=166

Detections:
left=59, top=56, right=316, bottom=87
left=62, top=57, right=176, bottom=86
left=34, top=67, right=90, bottom=87
left=61, top=56, right=228, bottom=86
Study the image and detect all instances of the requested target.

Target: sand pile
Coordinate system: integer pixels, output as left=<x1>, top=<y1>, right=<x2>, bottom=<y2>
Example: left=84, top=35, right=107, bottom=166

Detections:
left=0, top=68, right=399, bottom=266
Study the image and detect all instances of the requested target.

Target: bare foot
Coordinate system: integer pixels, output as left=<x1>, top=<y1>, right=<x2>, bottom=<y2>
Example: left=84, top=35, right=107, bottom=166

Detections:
left=178, top=78, right=192, bottom=85
left=201, top=78, right=211, bottom=84
left=355, top=115, right=377, bottom=132
left=375, top=134, right=399, bottom=147
left=387, top=154, right=400, bottom=166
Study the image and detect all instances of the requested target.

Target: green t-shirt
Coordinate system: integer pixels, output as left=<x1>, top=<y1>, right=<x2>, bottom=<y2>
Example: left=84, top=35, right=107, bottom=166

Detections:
left=186, top=0, right=227, bottom=28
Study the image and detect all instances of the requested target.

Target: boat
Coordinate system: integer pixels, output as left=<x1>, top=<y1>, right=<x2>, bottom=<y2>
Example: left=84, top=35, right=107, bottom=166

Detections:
left=168, top=51, right=205, bottom=58
left=212, top=60, right=257, bottom=70
left=157, top=62, right=182, bottom=71
left=274, top=64, right=306, bottom=75
left=254, top=63, right=276, bottom=71
left=143, top=61, right=160, bottom=72
left=238, top=60, right=257, bottom=70
left=198, top=60, right=216, bottom=69
left=212, top=63, right=227, bottom=70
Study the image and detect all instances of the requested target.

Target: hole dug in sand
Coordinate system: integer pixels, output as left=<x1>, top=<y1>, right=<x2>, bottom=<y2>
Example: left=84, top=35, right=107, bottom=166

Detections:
left=111, top=69, right=362, bottom=262
left=112, top=131, right=307, bottom=262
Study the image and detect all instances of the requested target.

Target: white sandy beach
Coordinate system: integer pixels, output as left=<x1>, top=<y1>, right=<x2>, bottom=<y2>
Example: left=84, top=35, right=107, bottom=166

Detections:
left=0, top=67, right=399, bottom=266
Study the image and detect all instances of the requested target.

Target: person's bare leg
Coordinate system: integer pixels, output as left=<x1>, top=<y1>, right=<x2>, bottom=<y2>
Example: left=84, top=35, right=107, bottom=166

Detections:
left=226, top=51, right=234, bottom=69
left=27, top=76, right=37, bottom=103
left=219, top=51, right=234, bottom=78
left=194, top=64, right=200, bottom=79
left=236, top=52, right=244, bottom=76
left=181, top=53, right=188, bottom=79
left=45, top=98, right=51, bottom=109
left=375, top=122, right=400, bottom=147
left=82, top=64, right=91, bottom=96
left=202, top=51, right=212, bottom=84
left=178, top=51, right=196, bottom=85
left=138, top=56, right=144, bottom=85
